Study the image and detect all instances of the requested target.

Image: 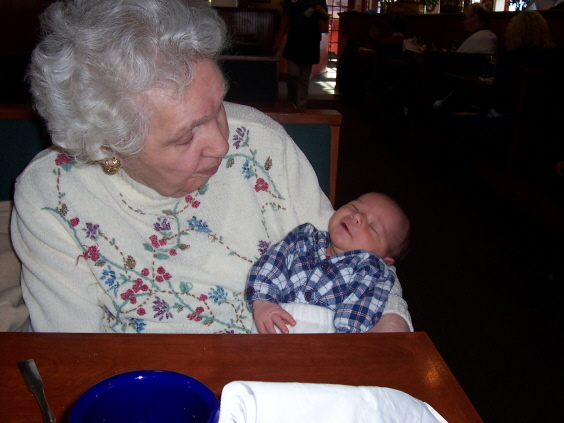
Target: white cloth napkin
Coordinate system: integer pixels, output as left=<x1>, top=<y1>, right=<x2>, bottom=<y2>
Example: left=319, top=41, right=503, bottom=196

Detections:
left=219, top=381, right=448, bottom=423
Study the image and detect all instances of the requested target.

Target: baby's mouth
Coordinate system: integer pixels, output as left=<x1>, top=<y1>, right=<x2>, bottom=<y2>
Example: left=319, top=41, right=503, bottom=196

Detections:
left=341, top=222, right=351, bottom=235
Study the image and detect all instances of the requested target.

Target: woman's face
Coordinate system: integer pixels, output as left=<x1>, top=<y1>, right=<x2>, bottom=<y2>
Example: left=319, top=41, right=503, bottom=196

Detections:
left=120, top=59, right=229, bottom=198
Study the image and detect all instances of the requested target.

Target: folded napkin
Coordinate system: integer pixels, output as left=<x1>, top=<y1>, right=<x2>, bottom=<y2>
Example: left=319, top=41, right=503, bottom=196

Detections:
left=219, top=381, right=447, bottom=423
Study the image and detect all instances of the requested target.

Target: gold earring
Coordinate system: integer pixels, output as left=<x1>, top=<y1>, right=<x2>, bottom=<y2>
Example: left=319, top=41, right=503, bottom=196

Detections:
left=102, top=157, right=121, bottom=175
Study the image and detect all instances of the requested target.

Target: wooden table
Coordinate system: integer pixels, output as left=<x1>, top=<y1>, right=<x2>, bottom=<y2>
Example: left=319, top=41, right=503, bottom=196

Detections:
left=0, top=332, right=482, bottom=422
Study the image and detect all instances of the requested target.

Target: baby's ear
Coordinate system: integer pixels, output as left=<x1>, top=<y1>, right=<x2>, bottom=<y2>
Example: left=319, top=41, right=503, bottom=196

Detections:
left=382, top=256, right=395, bottom=266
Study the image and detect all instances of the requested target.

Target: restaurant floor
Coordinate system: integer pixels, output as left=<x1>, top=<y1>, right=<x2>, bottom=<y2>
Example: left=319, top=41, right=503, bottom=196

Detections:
left=277, top=75, right=562, bottom=422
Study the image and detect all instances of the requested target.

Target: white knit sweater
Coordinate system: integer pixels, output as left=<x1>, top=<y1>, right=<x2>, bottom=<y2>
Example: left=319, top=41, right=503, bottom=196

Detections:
left=11, top=103, right=411, bottom=333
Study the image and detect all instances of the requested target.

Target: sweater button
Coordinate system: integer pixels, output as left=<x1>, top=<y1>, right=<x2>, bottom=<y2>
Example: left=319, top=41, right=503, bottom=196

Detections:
left=321, top=262, right=330, bottom=272
left=245, top=287, right=255, bottom=298
left=304, top=291, right=313, bottom=301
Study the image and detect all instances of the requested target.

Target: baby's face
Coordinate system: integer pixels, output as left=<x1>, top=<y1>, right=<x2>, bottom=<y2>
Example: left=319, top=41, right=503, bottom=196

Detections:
left=327, top=193, right=405, bottom=264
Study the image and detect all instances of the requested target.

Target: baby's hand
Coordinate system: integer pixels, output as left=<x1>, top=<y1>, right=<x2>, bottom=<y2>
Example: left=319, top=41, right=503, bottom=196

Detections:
left=252, top=300, right=296, bottom=334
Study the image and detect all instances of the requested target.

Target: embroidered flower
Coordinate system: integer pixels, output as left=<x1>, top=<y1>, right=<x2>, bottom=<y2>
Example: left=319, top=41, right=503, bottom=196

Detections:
left=232, top=126, right=249, bottom=149
left=120, top=289, right=134, bottom=301
left=137, top=308, right=146, bottom=316
left=70, top=217, right=80, bottom=227
left=242, top=159, right=254, bottom=179
left=254, top=178, right=268, bottom=192
left=154, top=217, right=171, bottom=232
left=81, top=245, right=100, bottom=262
left=153, top=296, right=172, bottom=321
left=209, top=286, right=227, bottom=305
left=132, top=278, right=148, bottom=293
left=187, top=313, right=202, bottom=322
left=198, top=294, right=208, bottom=301
left=100, top=265, right=119, bottom=296
left=129, top=318, right=146, bottom=333
left=187, top=216, right=212, bottom=234
left=185, top=194, right=194, bottom=203
left=141, top=268, right=150, bottom=276
left=155, top=266, right=172, bottom=282
left=82, top=222, right=99, bottom=240
left=169, top=249, right=177, bottom=256
left=55, top=154, right=71, bottom=166
left=192, top=200, right=200, bottom=208
left=159, top=238, right=167, bottom=246
left=258, top=240, right=271, bottom=255
left=195, top=306, right=204, bottom=314
left=149, top=235, right=160, bottom=249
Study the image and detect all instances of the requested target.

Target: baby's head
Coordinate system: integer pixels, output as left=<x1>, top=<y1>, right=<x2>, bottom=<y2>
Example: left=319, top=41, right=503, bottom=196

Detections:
left=326, top=192, right=411, bottom=265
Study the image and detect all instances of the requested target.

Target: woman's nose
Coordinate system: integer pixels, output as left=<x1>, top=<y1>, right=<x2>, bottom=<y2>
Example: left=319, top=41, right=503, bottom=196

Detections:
left=203, top=122, right=229, bottom=157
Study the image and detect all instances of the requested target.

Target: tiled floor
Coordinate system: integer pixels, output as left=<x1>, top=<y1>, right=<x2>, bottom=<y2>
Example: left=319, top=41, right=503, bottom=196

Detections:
left=287, top=78, right=562, bottom=422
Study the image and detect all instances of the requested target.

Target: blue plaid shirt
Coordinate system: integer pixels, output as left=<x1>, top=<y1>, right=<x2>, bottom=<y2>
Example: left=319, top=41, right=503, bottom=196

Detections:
left=246, top=223, right=396, bottom=333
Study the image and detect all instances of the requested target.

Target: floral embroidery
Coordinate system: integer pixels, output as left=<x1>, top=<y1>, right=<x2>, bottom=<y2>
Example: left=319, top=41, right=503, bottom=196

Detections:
left=254, top=178, right=268, bottom=192
left=232, top=126, right=249, bottom=149
left=149, top=234, right=167, bottom=249
left=241, top=159, right=254, bottom=179
left=83, top=222, right=99, bottom=240
left=128, top=318, right=146, bottom=333
left=153, top=296, right=173, bottom=321
left=258, top=240, right=270, bottom=255
left=100, top=265, right=119, bottom=297
left=137, top=308, right=146, bottom=316
left=209, top=286, right=227, bottom=305
left=187, top=216, right=212, bottom=233
left=132, top=278, right=148, bottom=293
left=80, top=245, right=101, bottom=262
left=55, top=154, right=75, bottom=172
left=70, top=217, right=80, bottom=227
left=154, top=217, right=171, bottom=232
left=155, top=266, right=172, bottom=282
left=169, top=249, right=177, bottom=256
left=141, top=268, right=150, bottom=276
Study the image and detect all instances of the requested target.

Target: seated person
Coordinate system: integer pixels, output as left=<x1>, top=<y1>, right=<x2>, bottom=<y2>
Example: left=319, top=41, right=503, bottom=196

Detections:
left=491, top=10, right=556, bottom=115
left=457, top=3, right=498, bottom=55
left=246, top=192, right=411, bottom=334
left=359, top=20, right=383, bottom=52
left=380, top=16, right=408, bottom=47
left=10, top=0, right=414, bottom=333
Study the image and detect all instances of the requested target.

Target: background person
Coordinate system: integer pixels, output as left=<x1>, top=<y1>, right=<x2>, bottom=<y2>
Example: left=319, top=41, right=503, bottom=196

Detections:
left=247, top=192, right=411, bottom=334
left=10, top=0, right=412, bottom=334
left=457, top=3, right=498, bottom=55
left=275, top=0, right=329, bottom=109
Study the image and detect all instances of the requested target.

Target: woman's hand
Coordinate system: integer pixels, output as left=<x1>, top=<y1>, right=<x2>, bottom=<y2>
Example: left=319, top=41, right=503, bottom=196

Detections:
left=252, top=300, right=296, bottom=334
left=368, top=313, right=411, bottom=333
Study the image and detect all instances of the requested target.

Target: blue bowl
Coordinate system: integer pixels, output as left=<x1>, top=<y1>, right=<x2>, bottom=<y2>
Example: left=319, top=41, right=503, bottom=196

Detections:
left=70, top=370, right=219, bottom=423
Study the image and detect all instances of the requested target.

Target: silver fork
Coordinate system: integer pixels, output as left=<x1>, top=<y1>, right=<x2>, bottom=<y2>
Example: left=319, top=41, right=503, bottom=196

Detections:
left=17, top=359, right=57, bottom=423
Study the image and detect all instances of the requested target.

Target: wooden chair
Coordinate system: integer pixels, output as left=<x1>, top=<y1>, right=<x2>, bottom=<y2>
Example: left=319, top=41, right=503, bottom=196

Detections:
left=264, top=109, right=342, bottom=206
left=0, top=104, right=51, bottom=202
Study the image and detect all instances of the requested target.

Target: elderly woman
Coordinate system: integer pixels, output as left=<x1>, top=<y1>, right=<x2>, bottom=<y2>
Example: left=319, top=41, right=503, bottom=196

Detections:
left=11, top=0, right=411, bottom=333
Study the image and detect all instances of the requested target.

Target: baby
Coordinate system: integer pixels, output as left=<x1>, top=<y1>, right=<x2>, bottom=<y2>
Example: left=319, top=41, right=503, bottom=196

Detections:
left=245, top=192, right=411, bottom=334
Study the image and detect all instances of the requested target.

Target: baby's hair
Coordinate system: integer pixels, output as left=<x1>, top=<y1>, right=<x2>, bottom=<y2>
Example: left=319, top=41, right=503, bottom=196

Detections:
left=384, top=194, right=411, bottom=264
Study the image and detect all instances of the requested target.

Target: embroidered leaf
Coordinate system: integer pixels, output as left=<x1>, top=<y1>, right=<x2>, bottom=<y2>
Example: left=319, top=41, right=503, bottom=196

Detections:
left=95, top=261, right=106, bottom=267
left=154, top=253, right=169, bottom=261
left=180, top=282, right=193, bottom=293
left=264, top=156, right=272, bottom=170
left=162, top=210, right=174, bottom=216
left=227, top=158, right=234, bottom=168
left=179, top=244, right=190, bottom=250
left=198, top=185, right=208, bottom=195
left=61, top=193, right=66, bottom=198
left=143, top=243, right=154, bottom=252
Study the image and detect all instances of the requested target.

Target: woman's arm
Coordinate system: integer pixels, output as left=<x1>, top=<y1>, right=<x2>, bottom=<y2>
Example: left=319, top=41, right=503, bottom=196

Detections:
left=372, top=278, right=413, bottom=332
